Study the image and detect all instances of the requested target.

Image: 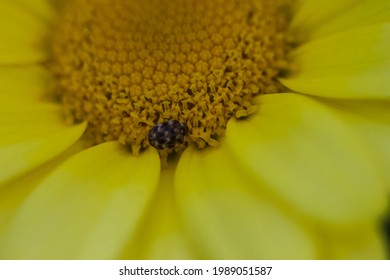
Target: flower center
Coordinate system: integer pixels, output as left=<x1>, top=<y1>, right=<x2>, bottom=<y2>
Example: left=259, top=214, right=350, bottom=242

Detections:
left=50, top=0, right=289, bottom=156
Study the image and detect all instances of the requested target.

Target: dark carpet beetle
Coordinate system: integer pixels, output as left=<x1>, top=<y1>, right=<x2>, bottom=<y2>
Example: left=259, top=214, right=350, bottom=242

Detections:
left=148, top=120, right=188, bottom=150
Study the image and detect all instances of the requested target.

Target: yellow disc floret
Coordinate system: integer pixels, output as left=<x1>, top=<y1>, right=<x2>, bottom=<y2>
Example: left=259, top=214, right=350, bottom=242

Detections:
left=51, top=0, right=289, bottom=155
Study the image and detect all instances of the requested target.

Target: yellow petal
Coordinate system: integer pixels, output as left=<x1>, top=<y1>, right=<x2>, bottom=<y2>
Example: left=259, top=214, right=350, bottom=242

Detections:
left=0, top=123, right=87, bottom=186
left=321, top=99, right=390, bottom=190
left=0, top=104, right=68, bottom=146
left=0, top=103, right=87, bottom=185
left=0, top=1, right=48, bottom=64
left=0, top=142, right=160, bottom=259
left=289, top=0, right=364, bottom=40
left=0, top=138, right=88, bottom=232
left=12, top=0, right=57, bottom=24
left=226, top=93, right=387, bottom=227
left=310, top=0, right=390, bottom=40
left=325, top=226, right=387, bottom=259
left=0, top=65, right=52, bottom=103
left=122, top=161, right=196, bottom=259
left=175, top=144, right=318, bottom=259
left=281, top=24, right=390, bottom=98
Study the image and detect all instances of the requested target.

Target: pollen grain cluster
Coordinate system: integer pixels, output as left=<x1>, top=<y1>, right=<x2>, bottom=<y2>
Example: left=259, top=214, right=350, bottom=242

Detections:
left=51, top=0, right=289, bottom=155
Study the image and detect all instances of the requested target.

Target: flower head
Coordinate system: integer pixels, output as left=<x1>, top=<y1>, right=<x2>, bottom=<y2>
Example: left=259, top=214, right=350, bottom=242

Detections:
left=0, top=0, right=389, bottom=259
left=50, top=0, right=288, bottom=159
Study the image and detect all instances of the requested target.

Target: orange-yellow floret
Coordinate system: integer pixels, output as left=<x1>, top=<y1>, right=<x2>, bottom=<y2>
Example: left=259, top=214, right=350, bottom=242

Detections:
left=51, top=0, right=289, bottom=155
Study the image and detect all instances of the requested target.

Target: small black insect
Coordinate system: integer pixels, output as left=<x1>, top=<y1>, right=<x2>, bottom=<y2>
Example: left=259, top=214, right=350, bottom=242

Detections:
left=148, top=120, right=188, bottom=150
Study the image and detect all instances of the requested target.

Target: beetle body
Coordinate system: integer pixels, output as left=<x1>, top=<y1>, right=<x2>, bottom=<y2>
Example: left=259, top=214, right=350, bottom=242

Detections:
left=148, top=120, right=188, bottom=149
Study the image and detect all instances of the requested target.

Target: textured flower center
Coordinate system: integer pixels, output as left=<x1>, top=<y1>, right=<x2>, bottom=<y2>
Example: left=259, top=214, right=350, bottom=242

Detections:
left=51, top=0, right=289, bottom=156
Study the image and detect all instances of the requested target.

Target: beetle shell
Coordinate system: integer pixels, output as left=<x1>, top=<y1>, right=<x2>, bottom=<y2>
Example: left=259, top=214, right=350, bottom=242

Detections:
left=148, top=120, right=188, bottom=150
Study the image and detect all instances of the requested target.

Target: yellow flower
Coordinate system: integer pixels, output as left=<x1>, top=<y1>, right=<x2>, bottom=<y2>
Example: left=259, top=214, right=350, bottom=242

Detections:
left=0, top=0, right=389, bottom=259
